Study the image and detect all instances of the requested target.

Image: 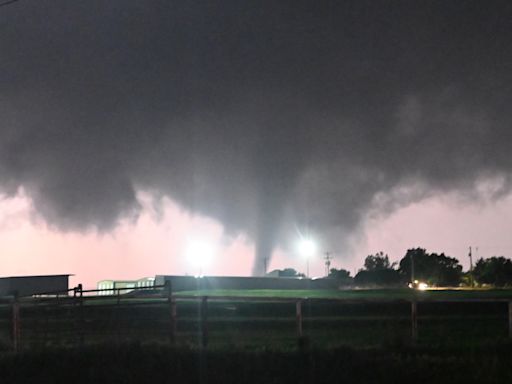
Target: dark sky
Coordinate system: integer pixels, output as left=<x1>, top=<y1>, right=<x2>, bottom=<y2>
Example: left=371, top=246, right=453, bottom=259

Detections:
left=1, top=1, right=511, bottom=274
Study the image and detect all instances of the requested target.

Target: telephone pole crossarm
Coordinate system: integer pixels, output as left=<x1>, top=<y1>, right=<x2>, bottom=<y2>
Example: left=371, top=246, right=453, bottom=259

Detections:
left=324, top=252, right=333, bottom=277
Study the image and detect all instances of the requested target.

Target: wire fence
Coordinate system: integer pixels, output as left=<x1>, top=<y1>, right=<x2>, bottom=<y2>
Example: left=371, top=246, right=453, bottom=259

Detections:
left=1, top=284, right=512, bottom=352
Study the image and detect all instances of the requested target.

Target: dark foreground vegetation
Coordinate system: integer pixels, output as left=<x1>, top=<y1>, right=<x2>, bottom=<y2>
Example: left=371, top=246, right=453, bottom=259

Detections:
left=1, top=342, right=512, bottom=384
left=1, top=291, right=512, bottom=383
left=2, top=294, right=511, bottom=350
left=1, top=290, right=512, bottom=350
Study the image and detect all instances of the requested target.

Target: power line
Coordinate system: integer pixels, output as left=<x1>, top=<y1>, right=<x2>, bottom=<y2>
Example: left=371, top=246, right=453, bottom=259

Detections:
left=0, top=0, right=21, bottom=8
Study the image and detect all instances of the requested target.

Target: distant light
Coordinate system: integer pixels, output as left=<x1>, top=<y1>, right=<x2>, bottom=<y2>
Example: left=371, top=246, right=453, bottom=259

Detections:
left=184, top=237, right=216, bottom=270
left=297, top=238, right=317, bottom=258
left=418, top=282, right=428, bottom=290
left=408, top=280, right=428, bottom=290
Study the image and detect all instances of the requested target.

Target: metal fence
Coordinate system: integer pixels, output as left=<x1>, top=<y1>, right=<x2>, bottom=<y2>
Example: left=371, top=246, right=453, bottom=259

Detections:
left=2, top=284, right=512, bottom=352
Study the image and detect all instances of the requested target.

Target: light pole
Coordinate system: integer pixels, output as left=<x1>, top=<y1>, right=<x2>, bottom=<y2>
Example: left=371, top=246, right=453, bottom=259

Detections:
left=185, top=237, right=216, bottom=277
left=298, top=238, right=317, bottom=278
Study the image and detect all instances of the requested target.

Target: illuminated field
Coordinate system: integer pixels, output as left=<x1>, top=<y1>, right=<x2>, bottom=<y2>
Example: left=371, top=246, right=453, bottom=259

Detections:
left=175, top=288, right=512, bottom=301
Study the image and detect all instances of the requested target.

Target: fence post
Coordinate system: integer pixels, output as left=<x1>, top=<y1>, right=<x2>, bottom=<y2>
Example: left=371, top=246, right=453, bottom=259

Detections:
left=12, top=293, right=20, bottom=352
left=77, top=284, right=84, bottom=347
left=296, top=300, right=303, bottom=338
left=200, top=296, right=208, bottom=348
left=411, top=300, right=418, bottom=344
left=508, top=301, right=512, bottom=339
left=165, top=280, right=176, bottom=344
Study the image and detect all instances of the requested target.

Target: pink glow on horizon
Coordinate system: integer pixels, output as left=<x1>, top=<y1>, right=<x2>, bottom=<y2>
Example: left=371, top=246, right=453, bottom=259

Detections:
left=360, top=194, right=512, bottom=274
left=0, top=192, right=258, bottom=289
left=1, top=190, right=512, bottom=288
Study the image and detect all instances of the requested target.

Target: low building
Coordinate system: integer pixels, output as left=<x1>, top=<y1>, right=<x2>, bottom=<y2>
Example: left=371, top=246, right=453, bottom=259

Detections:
left=0, top=274, right=71, bottom=297
left=97, top=277, right=155, bottom=295
left=154, top=275, right=339, bottom=291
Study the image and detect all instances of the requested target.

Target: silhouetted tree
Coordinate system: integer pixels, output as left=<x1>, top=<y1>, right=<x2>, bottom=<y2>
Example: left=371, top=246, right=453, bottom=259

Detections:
left=364, top=251, right=394, bottom=271
left=399, top=248, right=462, bottom=286
left=354, top=252, right=401, bottom=286
left=328, top=268, right=353, bottom=285
left=269, top=268, right=305, bottom=278
left=328, top=268, right=351, bottom=279
left=473, top=256, right=512, bottom=287
left=354, top=269, right=401, bottom=286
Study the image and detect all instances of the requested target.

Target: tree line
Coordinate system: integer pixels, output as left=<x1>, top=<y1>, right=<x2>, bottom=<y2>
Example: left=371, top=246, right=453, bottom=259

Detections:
left=335, top=249, right=512, bottom=287
left=271, top=248, right=512, bottom=287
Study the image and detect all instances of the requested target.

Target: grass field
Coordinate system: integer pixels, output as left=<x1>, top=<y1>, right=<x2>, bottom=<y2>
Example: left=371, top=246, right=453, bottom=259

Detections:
left=1, top=288, right=511, bottom=383
left=174, top=287, right=512, bottom=300
left=0, top=287, right=509, bottom=352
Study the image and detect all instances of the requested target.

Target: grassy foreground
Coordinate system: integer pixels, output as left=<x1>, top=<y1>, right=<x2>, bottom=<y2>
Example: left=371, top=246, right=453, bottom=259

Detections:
left=1, top=343, right=512, bottom=384
left=1, top=288, right=509, bottom=353
left=175, top=287, right=512, bottom=300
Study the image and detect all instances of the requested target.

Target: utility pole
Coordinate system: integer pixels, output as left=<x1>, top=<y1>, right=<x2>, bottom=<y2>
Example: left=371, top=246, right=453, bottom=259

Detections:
left=324, top=252, right=333, bottom=277
left=468, top=246, right=474, bottom=288
left=411, top=251, right=415, bottom=284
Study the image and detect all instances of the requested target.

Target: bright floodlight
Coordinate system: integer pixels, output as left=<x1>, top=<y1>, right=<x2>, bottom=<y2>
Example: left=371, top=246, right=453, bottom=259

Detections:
left=185, top=238, right=216, bottom=270
left=298, top=238, right=317, bottom=257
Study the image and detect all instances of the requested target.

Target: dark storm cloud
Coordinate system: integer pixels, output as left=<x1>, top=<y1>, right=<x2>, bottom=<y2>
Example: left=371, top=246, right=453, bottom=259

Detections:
left=1, top=1, right=511, bottom=273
